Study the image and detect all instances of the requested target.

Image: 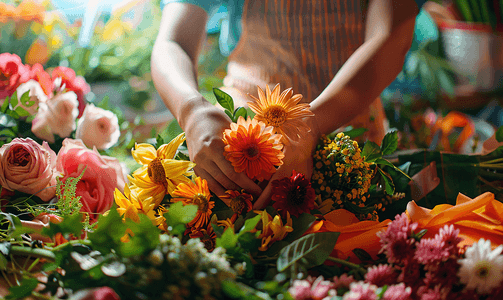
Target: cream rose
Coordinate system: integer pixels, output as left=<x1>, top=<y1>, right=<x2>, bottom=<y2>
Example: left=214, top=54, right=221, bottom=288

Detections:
left=75, top=104, right=120, bottom=150
left=14, top=79, right=48, bottom=116
left=0, top=138, right=57, bottom=201
left=31, top=91, right=79, bottom=143
left=56, top=139, right=126, bottom=221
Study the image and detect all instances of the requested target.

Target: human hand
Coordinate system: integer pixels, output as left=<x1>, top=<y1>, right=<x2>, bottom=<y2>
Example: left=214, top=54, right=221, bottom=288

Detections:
left=183, top=104, right=262, bottom=201
left=253, top=117, right=321, bottom=209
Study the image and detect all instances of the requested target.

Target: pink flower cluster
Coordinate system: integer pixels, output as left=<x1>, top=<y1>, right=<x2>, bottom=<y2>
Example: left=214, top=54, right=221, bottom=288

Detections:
left=289, top=214, right=503, bottom=300
left=0, top=137, right=125, bottom=221
left=0, top=53, right=120, bottom=150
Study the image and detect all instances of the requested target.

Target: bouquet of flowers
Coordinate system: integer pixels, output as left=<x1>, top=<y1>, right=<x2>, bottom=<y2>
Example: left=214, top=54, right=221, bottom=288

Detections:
left=1, top=78, right=503, bottom=300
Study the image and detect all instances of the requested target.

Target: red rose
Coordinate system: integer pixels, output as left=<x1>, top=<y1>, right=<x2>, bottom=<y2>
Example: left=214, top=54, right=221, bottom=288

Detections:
left=51, top=66, right=90, bottom=117
left=0, top=53, right=29, bottom=99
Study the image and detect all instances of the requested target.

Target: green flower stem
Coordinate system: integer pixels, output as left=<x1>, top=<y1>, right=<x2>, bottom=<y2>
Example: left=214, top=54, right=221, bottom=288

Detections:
left=481, top=158, right=503, bottom=164
left=50, top=239, right=92, bottom=251
left=326, top=257, right=366, bottom=273
left=10, top=246, right=56, bottom=262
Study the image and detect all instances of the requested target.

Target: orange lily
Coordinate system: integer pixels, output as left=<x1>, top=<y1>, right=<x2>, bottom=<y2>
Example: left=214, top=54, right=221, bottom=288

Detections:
left=306, top=209, right=390, bottom=263
left=407, top=192, right=503, bottom=249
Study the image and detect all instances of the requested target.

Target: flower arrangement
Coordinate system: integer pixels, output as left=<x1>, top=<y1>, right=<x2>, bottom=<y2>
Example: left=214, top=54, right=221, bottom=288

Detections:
left=1, top=79, right=503, bottom=300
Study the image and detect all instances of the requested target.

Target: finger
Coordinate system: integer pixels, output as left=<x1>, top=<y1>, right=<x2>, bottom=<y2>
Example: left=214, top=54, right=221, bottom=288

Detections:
left=215, top=157, right=263, bottom=196
left=193, top=166, right=227, bottom=198
left=253, top=180, right=273, bottom=209
left=205, top=161, right=241, bottom=191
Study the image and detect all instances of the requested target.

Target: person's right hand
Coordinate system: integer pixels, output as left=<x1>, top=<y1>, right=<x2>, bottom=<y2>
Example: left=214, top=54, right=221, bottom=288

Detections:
left=183, top=103, right=263, bottom=202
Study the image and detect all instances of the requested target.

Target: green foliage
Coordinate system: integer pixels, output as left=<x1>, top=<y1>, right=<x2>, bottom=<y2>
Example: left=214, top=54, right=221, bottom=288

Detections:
left=55, top=168, right=85, bottom=216
left=362, top=141, right=382, bottom=163
left=6, top=278, right=39, bottom=300
left=163, top=201, right=198, bottom=236
left=496, top=126, right=503, bottom=143
left=277, top=232, right=340, bottom=272
left=380, top=131, right=398, bottom=156
left=213, top=88, right=249, bottom=123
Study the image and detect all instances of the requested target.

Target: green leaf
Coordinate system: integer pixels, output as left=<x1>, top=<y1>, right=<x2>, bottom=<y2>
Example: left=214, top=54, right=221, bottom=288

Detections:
left=381, top=131, right=398, bottom=155
left=225, top=109, right=234, bottom=122
left=1, top=95, right=10, bottom=113
left=119, top=214, right=160, bottom=257
left=437, top=69, right=455, bottom=97
left=19, top=90, right=35, bottom=108
left=41, top=213, right=83, bottom=239
left=343, top=127, right=368, bottom=139
left=239, top=214, right=261, bottom=235
left=496, top=126, right=503, bottom=143
left=377, top=167, right=395, bottom=195
left=0, top=128, right=16, bottom=137
left=156, top=134, right=164, bottom=148
left=234, top=107, right=248, bottom=120
left=0, top=252, right=7, bottom=270
left=213, top=88, right=234, bottom=112
left=216, top=227, right=239, bottom=249
left=88, top=207, right=126, bottom=255
left=352, top=248, right=373, bottom=262
left=284, top=213, right=316, bottom=243
left=13, top=105, right=29, bottom=117
left=362, top=141, right=382, bottom=162
left=9, top=91, right=18, bottom=109
left=375, top=158, right=412, bottom=181
left=277, top=232, right=340, bottom=272
left=164, top=201, right=198, bottom=225
left=6, top=278, right=38, bottom=300
left=404, top=51, right=420, bottom=78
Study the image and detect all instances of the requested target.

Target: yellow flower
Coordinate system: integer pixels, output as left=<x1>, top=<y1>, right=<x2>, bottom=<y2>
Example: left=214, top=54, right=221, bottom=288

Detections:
left=256, top=210, right=293, bottom=251
left=114, top=184, right=157, bottom=222
left=101, top=18, right=132, bottom=42
left=130, top=133, right=195, bottom=205
left=217, top=218, right=235, bottom=231
left=247, top=84, right=314, bottom=142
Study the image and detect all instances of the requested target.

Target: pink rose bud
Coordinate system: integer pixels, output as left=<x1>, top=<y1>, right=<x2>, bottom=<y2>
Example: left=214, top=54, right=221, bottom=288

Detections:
left=75, top=104, right=120, bottom=150
left=31, top=91, right=79, bottom=143
left=56, top=138, right=126, bottom=222
left=0, top=138, right=57, bottom=201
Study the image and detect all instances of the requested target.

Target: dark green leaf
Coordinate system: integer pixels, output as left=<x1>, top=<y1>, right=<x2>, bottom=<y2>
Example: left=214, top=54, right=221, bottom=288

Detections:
left=213, top=88, right=234, bottom=112
left=88, top=208, right=126, bottom=255
left=352, top=248, right=373, bottom=262
left=277, top=232, right=340, bottom=272
left=413, top=229, right=428, bottom=240
left=375, top=158, right=412, bottom=181
left=0, top=128, right=16, bottom=137
left=496, top=126, right=503, bottom=143
left=225, top=109, right=234, bottom=122
left=9, top=91, right=18, bottom=109
left=381, top=131, right=398, bottom=155
left=0, top=252, right=7, bottom=270
left=284, top=213, right=316, bottom=243
left=437, top=69, right=455, bottom=97
left=120, top=214, right=160, bottom=257
left=362, top=141, right=382, bottom=162
left=377, top=167, right=395, bottom=195
left=156, top=134, right=164, bottom=148
left=234, top=107, right=248, bottom=120
left=6, top=278, right=38, bottom=300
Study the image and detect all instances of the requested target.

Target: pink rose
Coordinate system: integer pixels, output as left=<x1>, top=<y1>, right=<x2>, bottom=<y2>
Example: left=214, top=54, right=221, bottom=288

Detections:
left=31, top=91, right=79, bottom=143
left=0, top=138, right=57, bottom=201
left=51, top=66, right=90, bottom=117
left=68, top=287, right=120, bottom=300
left=75, top=104, right=120, bottom=150
left=56, top=139, right=126, bottom=220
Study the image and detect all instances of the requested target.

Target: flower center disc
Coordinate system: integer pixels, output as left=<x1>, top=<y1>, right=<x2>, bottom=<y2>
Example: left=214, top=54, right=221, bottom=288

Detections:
left=194, top=194, right=209, bottom=211
left=245, top=144, right=260, bottom=160
left=476, top=264, right=490, bottom=278
left=230, top=197, right=246, bottom=214
left=147, top=158, right=167, bottom=184
left=264, top=106, right=287, bottom=127
left=288, top=186, right=307, bottom=205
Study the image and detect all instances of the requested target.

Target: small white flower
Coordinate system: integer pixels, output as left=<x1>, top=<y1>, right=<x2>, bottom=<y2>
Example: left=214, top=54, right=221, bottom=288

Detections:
left=458, top=238, right=503, bottom=294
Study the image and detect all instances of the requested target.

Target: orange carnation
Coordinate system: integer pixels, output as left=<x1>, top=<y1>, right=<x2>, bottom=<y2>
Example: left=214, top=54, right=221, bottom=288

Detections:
left=407, top=192, right=503, bottom=249
left=222, top=116, right=284, bottom=181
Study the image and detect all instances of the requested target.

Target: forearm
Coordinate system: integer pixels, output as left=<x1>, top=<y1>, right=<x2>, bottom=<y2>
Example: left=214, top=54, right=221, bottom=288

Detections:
left=151, top=40, right=213, bottom=131
left=310, top=0, right=418, bottom=136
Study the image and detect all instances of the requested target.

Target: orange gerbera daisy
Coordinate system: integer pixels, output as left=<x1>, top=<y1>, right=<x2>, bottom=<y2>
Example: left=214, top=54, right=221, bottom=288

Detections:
left=172, top=177, right=214, bottom=230
left=219, top=190, right=253, bottom=222
left=222, top=116, right=284, bottom=182
left=247, top=84, right=314, bottom=142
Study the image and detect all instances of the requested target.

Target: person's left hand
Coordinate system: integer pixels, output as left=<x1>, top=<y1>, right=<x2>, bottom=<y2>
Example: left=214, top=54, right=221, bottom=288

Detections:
left=253, top=116, right=321, bottom=209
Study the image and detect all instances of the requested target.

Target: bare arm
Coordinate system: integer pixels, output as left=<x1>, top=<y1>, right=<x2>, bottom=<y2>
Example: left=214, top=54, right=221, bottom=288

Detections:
left=310, top=0, right=419, bottom=135
left=151, top=3, right=262, bottom=198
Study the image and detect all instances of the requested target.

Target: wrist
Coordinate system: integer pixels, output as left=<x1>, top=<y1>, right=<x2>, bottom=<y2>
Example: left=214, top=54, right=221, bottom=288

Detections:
left=178, top=95, right=213, bottom=132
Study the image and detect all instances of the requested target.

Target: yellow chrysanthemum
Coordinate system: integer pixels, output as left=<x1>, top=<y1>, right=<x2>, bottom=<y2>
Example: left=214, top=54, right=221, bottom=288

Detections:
left=172, top=177, right=214, bottom=230
left=248, top=84, right=314, bottom=142
left=114, top=184, right=156, bottom=222
left=130, top=133, right=195, bottom=205
left=255, top=210, right=293, bottom=251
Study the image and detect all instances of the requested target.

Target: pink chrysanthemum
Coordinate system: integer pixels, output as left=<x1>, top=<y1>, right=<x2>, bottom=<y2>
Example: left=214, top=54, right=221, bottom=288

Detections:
left=333, top=274, right=356, bottom=289
left=416, top=285, right=445, bottom=300
left=423, top=258, right=460, bottom=288
left=414, top=238, right=450, bottom=265
left=288, top=276, right=336, bottom=300
left=397, top=260, right=422, bottom=290
left=378, top=213, right=418, bottom=264
left=342, top=282, right=378, bottom=300
left=365, top=264, right=398, bottom=287
left=382, top=283, right=412, bottom=300
left=435, top=224, right=463, bottom=256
